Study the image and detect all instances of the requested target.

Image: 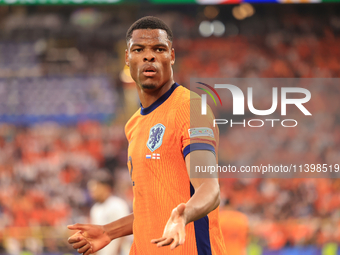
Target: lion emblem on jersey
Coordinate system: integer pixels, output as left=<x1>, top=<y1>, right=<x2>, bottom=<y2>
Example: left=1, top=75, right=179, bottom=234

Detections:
left=147, top=123, right=166, bottom=152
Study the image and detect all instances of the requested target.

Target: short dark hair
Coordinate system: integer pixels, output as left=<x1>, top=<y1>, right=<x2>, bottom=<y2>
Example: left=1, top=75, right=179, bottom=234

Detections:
left=91, top=169, right=114, bottom=188
left=126, top=16, right=173, bottom=44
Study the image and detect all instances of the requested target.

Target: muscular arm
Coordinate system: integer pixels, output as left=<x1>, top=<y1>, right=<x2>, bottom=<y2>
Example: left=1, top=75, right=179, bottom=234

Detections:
left=183, top=150, right=220, bottom=224
left=68, top=213, right=134, bottom=255
left=103, top=213, right=134, bottom=240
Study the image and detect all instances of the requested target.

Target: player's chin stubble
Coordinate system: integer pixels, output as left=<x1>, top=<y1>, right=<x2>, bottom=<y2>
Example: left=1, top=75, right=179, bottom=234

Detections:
left=141, top=84, right=156, bottom=90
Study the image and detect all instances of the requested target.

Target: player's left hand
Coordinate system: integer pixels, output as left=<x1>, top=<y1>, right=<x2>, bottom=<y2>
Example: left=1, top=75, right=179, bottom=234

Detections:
left=151, top=203, right=186, bottom=250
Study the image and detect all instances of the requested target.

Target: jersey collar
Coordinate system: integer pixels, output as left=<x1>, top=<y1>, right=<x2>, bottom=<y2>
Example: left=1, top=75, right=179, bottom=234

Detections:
left=140, top=82, right=179, bottom=116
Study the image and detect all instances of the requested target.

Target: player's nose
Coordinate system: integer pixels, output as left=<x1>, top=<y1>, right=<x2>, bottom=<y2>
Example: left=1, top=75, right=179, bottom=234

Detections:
left=143, top=49, right=155, bottom=62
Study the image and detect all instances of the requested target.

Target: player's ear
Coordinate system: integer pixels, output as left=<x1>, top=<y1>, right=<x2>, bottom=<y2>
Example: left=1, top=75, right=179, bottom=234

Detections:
left=125, top=49, right=129, bottom=67
left=171, top=48, right=175, bottom=65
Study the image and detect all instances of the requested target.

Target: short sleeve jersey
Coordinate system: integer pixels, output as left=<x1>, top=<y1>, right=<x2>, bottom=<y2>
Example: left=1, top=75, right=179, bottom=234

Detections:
left=125, top=83, right=227, bottom=255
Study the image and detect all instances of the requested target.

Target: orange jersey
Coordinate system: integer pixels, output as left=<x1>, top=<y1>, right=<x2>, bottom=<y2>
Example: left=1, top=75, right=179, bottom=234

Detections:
left=219, top=210, right=248, bottom=255
left=125, top=83, right=227, bottom=255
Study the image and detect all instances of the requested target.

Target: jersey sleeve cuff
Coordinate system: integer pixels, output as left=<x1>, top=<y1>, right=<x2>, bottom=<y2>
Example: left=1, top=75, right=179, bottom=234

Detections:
left=183, top=143, right=216, bottom=158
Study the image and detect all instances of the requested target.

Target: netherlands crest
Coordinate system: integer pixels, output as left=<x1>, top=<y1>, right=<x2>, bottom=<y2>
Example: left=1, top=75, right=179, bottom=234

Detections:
left=147, top=123, right=166, bottom=152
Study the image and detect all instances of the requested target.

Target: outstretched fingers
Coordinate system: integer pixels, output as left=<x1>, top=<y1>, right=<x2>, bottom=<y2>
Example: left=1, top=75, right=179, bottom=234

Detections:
left=170, top=234, right=179, bottom=250
left=156, top=237, right=174, bottom=247
left=151, top=237, right=166, bottom=244
left=77, top=243, right=91, bottom=254
left=83, top=248, right=93, bottom=255
left=72, top=239, right=88, bottom=249
left=68, top=231, right=84, bottom=244
left=68, top=223, right=90, bottom=231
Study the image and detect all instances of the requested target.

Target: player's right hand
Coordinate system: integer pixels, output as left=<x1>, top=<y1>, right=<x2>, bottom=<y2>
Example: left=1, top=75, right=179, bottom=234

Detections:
left=68, top=223, right=111, bottom=255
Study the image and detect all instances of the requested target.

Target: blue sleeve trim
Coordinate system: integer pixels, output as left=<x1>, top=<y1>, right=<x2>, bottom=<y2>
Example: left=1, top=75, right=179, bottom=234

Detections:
left=190, top=183, right=213, bottom=255
left=183, top=143, right=215, bottom=158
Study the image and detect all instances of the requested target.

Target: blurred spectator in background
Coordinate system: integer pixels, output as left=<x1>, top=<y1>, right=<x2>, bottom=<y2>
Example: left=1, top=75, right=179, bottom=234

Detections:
left=219, top=198, right=248, bottom=255
left=88, top=169, right=130, bottom=255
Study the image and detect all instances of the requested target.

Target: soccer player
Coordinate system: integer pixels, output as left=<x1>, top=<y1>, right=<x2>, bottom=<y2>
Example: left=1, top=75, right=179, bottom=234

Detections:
left=219, top=200, right=248, bottom=255
left=88, top=170, right=130, bottom=255
left=67, top=16, right=227, bottom=255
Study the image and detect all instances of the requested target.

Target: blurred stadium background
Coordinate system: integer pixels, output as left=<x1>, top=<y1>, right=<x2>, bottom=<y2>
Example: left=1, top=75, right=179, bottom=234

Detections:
left=0, top=2, right=340, bottom=255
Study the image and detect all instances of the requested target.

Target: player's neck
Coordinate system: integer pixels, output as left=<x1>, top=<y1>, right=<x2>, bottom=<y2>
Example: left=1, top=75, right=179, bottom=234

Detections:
left=138, top=79, right=175, bottom=108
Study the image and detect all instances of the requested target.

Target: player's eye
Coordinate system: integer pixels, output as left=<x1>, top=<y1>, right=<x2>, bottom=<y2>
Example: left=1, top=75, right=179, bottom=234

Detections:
left=133, top=48, right=142, bottom=52
left=156, top=48, right=165, bottom=52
